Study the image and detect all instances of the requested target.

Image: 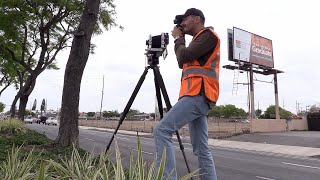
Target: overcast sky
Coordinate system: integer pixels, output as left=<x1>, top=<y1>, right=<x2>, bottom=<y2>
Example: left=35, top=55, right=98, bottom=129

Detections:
left=1, top=0, right=319, bottom=114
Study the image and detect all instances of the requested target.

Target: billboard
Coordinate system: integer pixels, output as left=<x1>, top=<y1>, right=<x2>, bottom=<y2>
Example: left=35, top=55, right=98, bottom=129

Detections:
left=232, top=27, right=274, bottom=68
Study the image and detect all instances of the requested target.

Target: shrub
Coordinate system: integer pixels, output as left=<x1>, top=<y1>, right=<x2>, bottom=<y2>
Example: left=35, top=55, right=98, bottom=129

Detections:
left=0, top=145, right=42, bottom=179
left=0, top=135, right=198, bottom=179
left=0, top=119, right=26, bottom=134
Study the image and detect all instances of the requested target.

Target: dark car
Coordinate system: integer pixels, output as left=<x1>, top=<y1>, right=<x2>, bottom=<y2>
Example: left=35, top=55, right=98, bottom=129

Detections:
left=36, top=116, right=48, bottom=124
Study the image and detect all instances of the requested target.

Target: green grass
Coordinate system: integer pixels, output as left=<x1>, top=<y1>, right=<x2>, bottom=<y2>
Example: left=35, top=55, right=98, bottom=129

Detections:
left=0, top=119, right=86, bottom=163
left=0, top=118, right=26, bottom=134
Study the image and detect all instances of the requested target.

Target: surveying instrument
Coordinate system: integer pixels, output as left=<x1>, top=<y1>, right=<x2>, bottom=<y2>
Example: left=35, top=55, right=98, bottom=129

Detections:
left=105, top=33, right=192, bottom=174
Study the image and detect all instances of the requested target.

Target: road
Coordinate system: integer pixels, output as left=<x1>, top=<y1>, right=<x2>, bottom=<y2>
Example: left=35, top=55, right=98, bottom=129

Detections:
left=27, top=124, right=320, bottom=180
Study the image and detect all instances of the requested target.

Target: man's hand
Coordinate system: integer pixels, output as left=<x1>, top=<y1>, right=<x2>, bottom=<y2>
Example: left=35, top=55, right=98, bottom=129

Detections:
left=171, top=26, right=183, bottom=39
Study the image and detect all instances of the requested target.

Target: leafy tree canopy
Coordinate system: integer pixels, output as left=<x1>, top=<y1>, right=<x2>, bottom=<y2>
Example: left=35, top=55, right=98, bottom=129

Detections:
left=87, top=112, right=95, bottom=117
left=261, top=105, right=292, bottom=120
left=0, top=0, right=123, bottom=118
left=208, top=104, right=247, bottom=118
left=103, top=110, right=120, bottom=118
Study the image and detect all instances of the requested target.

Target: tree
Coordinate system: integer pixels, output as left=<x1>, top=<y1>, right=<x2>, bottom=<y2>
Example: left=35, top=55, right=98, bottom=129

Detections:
left=55, top=0, right=121, bottom=147
left=208, top=105, right=247, bottom=118
left=40, top=98, right=46, bottom=116
left=208, top=105, right=222, bottom=118
left=0, top=57, right=16, bottom=97
left=103, top=110, right=119, bottom=118
left=87, top=112, right=95, bottom=117
left=31, top=99, right=37, bottom=111
left=25, top=109, right=35, bottom=116
left=126, top=109, right=140, bottom=117
left=0, top=73, right=11, bottom=97
left=0, top=102, right=5, bottom=112
left=236, top=108, right=247, bottom=118
left=280, top=109, right=293, bottom=120
left=255, top=109, right=262, bottom=117
left=0, top=0, right=89, bottom=119
left=221, top=104, right=239, bottom=118
left=262, top=105, right=293, bottom=120
left=309, top=105, right=320, bottom=113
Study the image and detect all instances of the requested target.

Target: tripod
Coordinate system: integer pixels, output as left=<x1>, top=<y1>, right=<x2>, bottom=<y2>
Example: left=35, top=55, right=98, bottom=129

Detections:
left=105, top=63, right=192, bottom=174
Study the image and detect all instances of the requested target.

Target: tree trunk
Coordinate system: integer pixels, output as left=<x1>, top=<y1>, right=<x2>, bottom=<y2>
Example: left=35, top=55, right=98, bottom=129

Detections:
left=10, top=95, right=19, bottom=118
left=54, top=0, right=100, bottom=147
left=18, top=95, right=28, bottom=119
left=10, top=76, right=36, bottom=119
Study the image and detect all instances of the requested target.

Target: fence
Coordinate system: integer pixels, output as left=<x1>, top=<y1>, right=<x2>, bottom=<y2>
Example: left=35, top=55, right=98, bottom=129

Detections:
left=79, top=118, right=251, bottom=139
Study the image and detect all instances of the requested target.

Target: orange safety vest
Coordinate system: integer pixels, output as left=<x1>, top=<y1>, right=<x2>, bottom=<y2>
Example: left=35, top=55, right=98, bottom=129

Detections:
left=179, top=28, right=220, bottom=102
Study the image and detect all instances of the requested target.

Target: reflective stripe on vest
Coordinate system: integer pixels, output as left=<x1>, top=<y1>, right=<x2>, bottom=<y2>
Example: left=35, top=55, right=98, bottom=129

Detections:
left=182, top=54, right=220, bottom=79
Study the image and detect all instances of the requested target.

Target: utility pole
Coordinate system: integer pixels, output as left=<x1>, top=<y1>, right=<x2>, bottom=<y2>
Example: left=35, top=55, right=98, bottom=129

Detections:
left=296, top=100, right=302, bottom=114
left=99, top=75, right=104, bottom=120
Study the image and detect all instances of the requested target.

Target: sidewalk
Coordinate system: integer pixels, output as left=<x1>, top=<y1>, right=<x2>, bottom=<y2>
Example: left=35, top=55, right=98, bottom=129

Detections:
left=79, top=126, right=320, bottom=158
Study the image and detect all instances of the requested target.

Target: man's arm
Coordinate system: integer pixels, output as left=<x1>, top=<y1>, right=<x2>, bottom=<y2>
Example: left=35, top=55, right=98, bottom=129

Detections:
left=174, top=30, right=218, bottom=68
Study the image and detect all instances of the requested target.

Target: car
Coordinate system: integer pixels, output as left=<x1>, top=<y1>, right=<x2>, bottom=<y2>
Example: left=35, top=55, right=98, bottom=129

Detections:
left=45, top=117, right=59, bottom=126
left=229, top=119, right=238, bottom=122
left=242, top=119, right=250, bottom=123
left=36, top=116, right=48, bottom=124
left=24, top=116, right=33, bottom=124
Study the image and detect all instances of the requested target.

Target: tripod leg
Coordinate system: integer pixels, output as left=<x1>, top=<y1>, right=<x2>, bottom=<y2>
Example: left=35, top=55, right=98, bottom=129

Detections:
left=106, top=67, right=149, bottom=152
left=152, top=66, right=172, bottom=109
left=153, top=71, right=164, bottom=118
left=153, top=66, right=193, bottom=176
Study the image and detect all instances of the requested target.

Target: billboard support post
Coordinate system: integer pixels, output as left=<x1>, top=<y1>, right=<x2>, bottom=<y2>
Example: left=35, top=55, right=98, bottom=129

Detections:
left=274, top=73, right=280, bottom=119
left=249, top=65, right=255, bottom=119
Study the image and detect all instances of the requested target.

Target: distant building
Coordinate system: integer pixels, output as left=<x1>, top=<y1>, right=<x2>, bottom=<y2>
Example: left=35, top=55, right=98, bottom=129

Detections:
left=79, top=112, right=87, bottom=120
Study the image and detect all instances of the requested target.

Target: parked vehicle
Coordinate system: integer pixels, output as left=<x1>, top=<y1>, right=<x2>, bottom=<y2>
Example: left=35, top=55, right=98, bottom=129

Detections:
left=242, top=119, right=250, bottom=123
left=45, top=117, right=58, bottom=126
left=24, top=116, right=33, bottom=124
left=36, top=116, right=48, bottom=124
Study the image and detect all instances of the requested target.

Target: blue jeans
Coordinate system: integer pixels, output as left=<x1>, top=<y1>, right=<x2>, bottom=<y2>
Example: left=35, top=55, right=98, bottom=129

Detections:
left=154, top=95, right=217, bottom=180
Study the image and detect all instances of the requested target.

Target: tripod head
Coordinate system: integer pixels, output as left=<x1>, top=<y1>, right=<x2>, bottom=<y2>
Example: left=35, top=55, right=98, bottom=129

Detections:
left=145, top=33, right=169, bottom=66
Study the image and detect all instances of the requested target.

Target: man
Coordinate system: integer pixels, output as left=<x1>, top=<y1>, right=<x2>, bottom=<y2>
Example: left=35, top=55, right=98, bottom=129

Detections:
left=153, top=8, right=220, bottom=180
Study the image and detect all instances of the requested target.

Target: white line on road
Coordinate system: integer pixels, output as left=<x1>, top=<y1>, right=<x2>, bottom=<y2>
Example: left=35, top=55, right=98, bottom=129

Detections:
left=132, top=148, right=154, bottom=155
left=84, top=138, right=95, bottom=141
left=282, top=162, right=320, bottom=170
left=256, top=176, right=275, bottom=180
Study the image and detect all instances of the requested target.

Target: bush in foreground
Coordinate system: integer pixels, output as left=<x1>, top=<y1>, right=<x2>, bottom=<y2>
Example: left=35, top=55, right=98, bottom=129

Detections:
left=0, top=136, right=198, bottom=179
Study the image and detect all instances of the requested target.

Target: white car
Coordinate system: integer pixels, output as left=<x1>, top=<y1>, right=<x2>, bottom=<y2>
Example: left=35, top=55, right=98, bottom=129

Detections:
left=24, top=116, right=33, bottom=124
left=45, top=117, right=59, bottom=126
left=242, top=119, right=250, bottom=123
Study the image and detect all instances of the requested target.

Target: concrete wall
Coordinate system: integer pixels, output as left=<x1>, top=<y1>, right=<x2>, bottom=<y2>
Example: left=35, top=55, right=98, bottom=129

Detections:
left=251, top=119, right=287, bottom=133
left=288, top=119, right=308, bottom=131
left=251, top=119, right=309, bottom=133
